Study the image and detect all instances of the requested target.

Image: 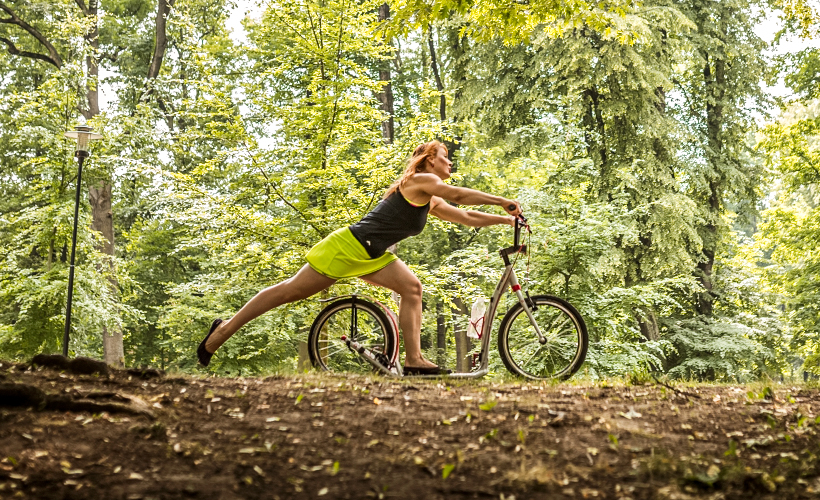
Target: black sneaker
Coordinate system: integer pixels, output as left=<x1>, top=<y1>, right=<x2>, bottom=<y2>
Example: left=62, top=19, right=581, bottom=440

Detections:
left=403, top=365, right=452, bottom=376
left=197, top=319, right=223, bottom=367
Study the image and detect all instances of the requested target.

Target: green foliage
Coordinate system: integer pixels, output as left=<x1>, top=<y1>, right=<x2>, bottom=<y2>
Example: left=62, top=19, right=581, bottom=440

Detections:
left=757, top=98, right=820, bottom=376
left=0, top=0, right=809, bottom=383
left=664, top=317, right=777, bottom=381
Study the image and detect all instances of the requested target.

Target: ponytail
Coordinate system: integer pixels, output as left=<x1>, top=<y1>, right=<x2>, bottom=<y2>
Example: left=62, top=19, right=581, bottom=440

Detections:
left=383, top=141, right=447, bottom=199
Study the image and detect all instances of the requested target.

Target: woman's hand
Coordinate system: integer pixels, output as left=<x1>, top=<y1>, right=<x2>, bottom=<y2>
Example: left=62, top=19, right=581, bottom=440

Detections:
left=505, top=215, right=516, bottom=227
left=502, top=199, right=522, bottom=216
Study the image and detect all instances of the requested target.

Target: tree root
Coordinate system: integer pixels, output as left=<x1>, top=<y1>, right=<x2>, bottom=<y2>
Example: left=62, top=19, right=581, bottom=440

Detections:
left=126, top=367, right=165, bottom=380
left=31, top=354, right=110, bottom=376
left=651, top=374, right=702, bottom=399
left=0, top=382, right=155, bottom=419
left=29, top=355, right=165, bottom=380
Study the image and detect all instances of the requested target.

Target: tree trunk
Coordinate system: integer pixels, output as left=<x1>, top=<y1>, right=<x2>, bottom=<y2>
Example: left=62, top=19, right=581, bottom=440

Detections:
left=85, top=0, right=123, bottom=366
left=376, top=3, right=394, bottom=144
left=89, top=183, right=124, bottom=366
left=148, top=0, right=176, bottom=79
left=82, top=0, right=100, bottom=119
left=427, top=27, right=446, bottom=122
left=379, top=4, right=397, bottom=272
left=451, top=297, right=470, bottom=372
left=436, top=301, right=447, bottom=367
left=444, top=25, right=467, bottom=160
left=582, top=87, right=608, bottom=199
left=636, top=310, right=660, bottom=342
left=697, top=43, right=726, bottom=317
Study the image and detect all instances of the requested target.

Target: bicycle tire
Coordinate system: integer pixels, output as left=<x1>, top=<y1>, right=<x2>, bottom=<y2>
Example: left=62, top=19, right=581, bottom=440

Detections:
left=497, top=295, right=588, bottom=380
left=308, top=297, right=397, bottom=374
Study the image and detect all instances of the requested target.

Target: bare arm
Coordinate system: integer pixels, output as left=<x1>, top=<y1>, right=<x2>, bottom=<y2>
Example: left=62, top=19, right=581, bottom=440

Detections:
left=404, top=173, right=521, bottom=215
left=429, top=197, right=515, bottom=227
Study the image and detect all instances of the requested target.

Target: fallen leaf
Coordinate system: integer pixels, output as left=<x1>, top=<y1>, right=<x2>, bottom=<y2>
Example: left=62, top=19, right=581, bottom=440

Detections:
left=318, top=487, right=329, bottom=496
left=479, top=400, right=497, bottom=411
left=619, top=407, right=642, bottom=419
left=129, top=473, right=144, bottom=480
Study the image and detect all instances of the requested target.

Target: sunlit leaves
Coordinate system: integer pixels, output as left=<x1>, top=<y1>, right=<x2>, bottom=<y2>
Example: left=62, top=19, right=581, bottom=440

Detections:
left=389, top=0, right=637, bottom=44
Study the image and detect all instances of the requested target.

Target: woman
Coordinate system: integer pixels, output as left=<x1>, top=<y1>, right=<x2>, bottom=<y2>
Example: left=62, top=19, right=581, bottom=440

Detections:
left=198, top=141, right=521, bottom=375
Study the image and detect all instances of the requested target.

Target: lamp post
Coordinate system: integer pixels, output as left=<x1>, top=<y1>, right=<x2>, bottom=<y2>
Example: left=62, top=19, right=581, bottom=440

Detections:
left=62, top=124, right=103, bottom=357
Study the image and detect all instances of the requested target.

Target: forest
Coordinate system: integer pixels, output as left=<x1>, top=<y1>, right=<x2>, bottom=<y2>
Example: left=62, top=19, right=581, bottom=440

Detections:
left=1, top=0, right=819, bottom=382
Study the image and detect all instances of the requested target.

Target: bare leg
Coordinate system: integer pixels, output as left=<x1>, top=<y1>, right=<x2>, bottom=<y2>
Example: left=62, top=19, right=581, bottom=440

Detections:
left=360, top=260, right=436, bottom=369
left=205, top=265, right=336, bottom=353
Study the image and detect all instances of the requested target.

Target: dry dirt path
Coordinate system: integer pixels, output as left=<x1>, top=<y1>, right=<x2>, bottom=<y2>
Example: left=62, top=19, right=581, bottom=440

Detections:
left=1, top=359, right=819, bottom=499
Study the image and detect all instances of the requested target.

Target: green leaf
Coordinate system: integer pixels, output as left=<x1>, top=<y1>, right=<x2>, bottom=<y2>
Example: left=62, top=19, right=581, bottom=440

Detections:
left=479, top=400, right=497, bottom=411
left=724, top=440, right=738, bottom=457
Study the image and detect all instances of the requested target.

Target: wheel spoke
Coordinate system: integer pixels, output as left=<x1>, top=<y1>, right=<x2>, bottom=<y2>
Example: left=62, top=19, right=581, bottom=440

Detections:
left=309, top=301, right=392, bottom=374
left=500, top=297, right=587, bottom=380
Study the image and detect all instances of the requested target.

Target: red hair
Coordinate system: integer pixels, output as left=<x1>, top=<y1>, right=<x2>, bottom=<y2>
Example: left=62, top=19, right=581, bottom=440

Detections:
left=383, top=141, right=447, bottom=199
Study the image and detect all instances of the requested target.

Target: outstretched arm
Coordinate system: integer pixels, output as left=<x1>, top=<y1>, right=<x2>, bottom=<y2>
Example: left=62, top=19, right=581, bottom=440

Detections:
left=429, top=197, right=515, bottom=227
left=406, top=173, right=521, bottom=215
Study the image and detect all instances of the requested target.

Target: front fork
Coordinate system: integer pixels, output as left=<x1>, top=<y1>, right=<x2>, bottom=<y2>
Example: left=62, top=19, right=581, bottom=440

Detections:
left=507, top=270, right=546, bottom=345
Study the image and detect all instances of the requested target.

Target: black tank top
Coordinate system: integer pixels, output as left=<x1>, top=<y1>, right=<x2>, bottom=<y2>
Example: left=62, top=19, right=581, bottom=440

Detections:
left=349, top=189, right=430, bottom=258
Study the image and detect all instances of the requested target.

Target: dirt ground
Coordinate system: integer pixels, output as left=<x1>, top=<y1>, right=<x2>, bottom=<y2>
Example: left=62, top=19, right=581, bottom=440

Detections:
left=1, top=359, right=820, bottom=500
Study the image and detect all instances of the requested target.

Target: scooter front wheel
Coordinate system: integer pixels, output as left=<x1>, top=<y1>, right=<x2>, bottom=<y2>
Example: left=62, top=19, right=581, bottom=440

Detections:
left=497, top=295, right=588, bottom=380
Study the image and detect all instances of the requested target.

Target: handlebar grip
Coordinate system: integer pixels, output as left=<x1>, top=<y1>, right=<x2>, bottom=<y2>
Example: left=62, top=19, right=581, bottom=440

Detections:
left=508, top=204, right=517, bottom=211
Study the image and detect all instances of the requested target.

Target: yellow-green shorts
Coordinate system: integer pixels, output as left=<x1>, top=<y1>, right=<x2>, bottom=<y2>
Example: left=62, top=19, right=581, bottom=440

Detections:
left=306, top=227, right=397, bottom=280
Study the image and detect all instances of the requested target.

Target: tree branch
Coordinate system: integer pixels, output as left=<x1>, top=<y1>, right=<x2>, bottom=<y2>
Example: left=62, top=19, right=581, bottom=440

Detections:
left=427, top=26, right=446, bottom=122
left=0, top=1, right=62, bottom=67
left=147, top=0, right=176, bottom=79
left=244, top=143, right=327, bottom=237
left=0, top=36, right=58, bottom=66
left=74, top=0, right=90, bottom=16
